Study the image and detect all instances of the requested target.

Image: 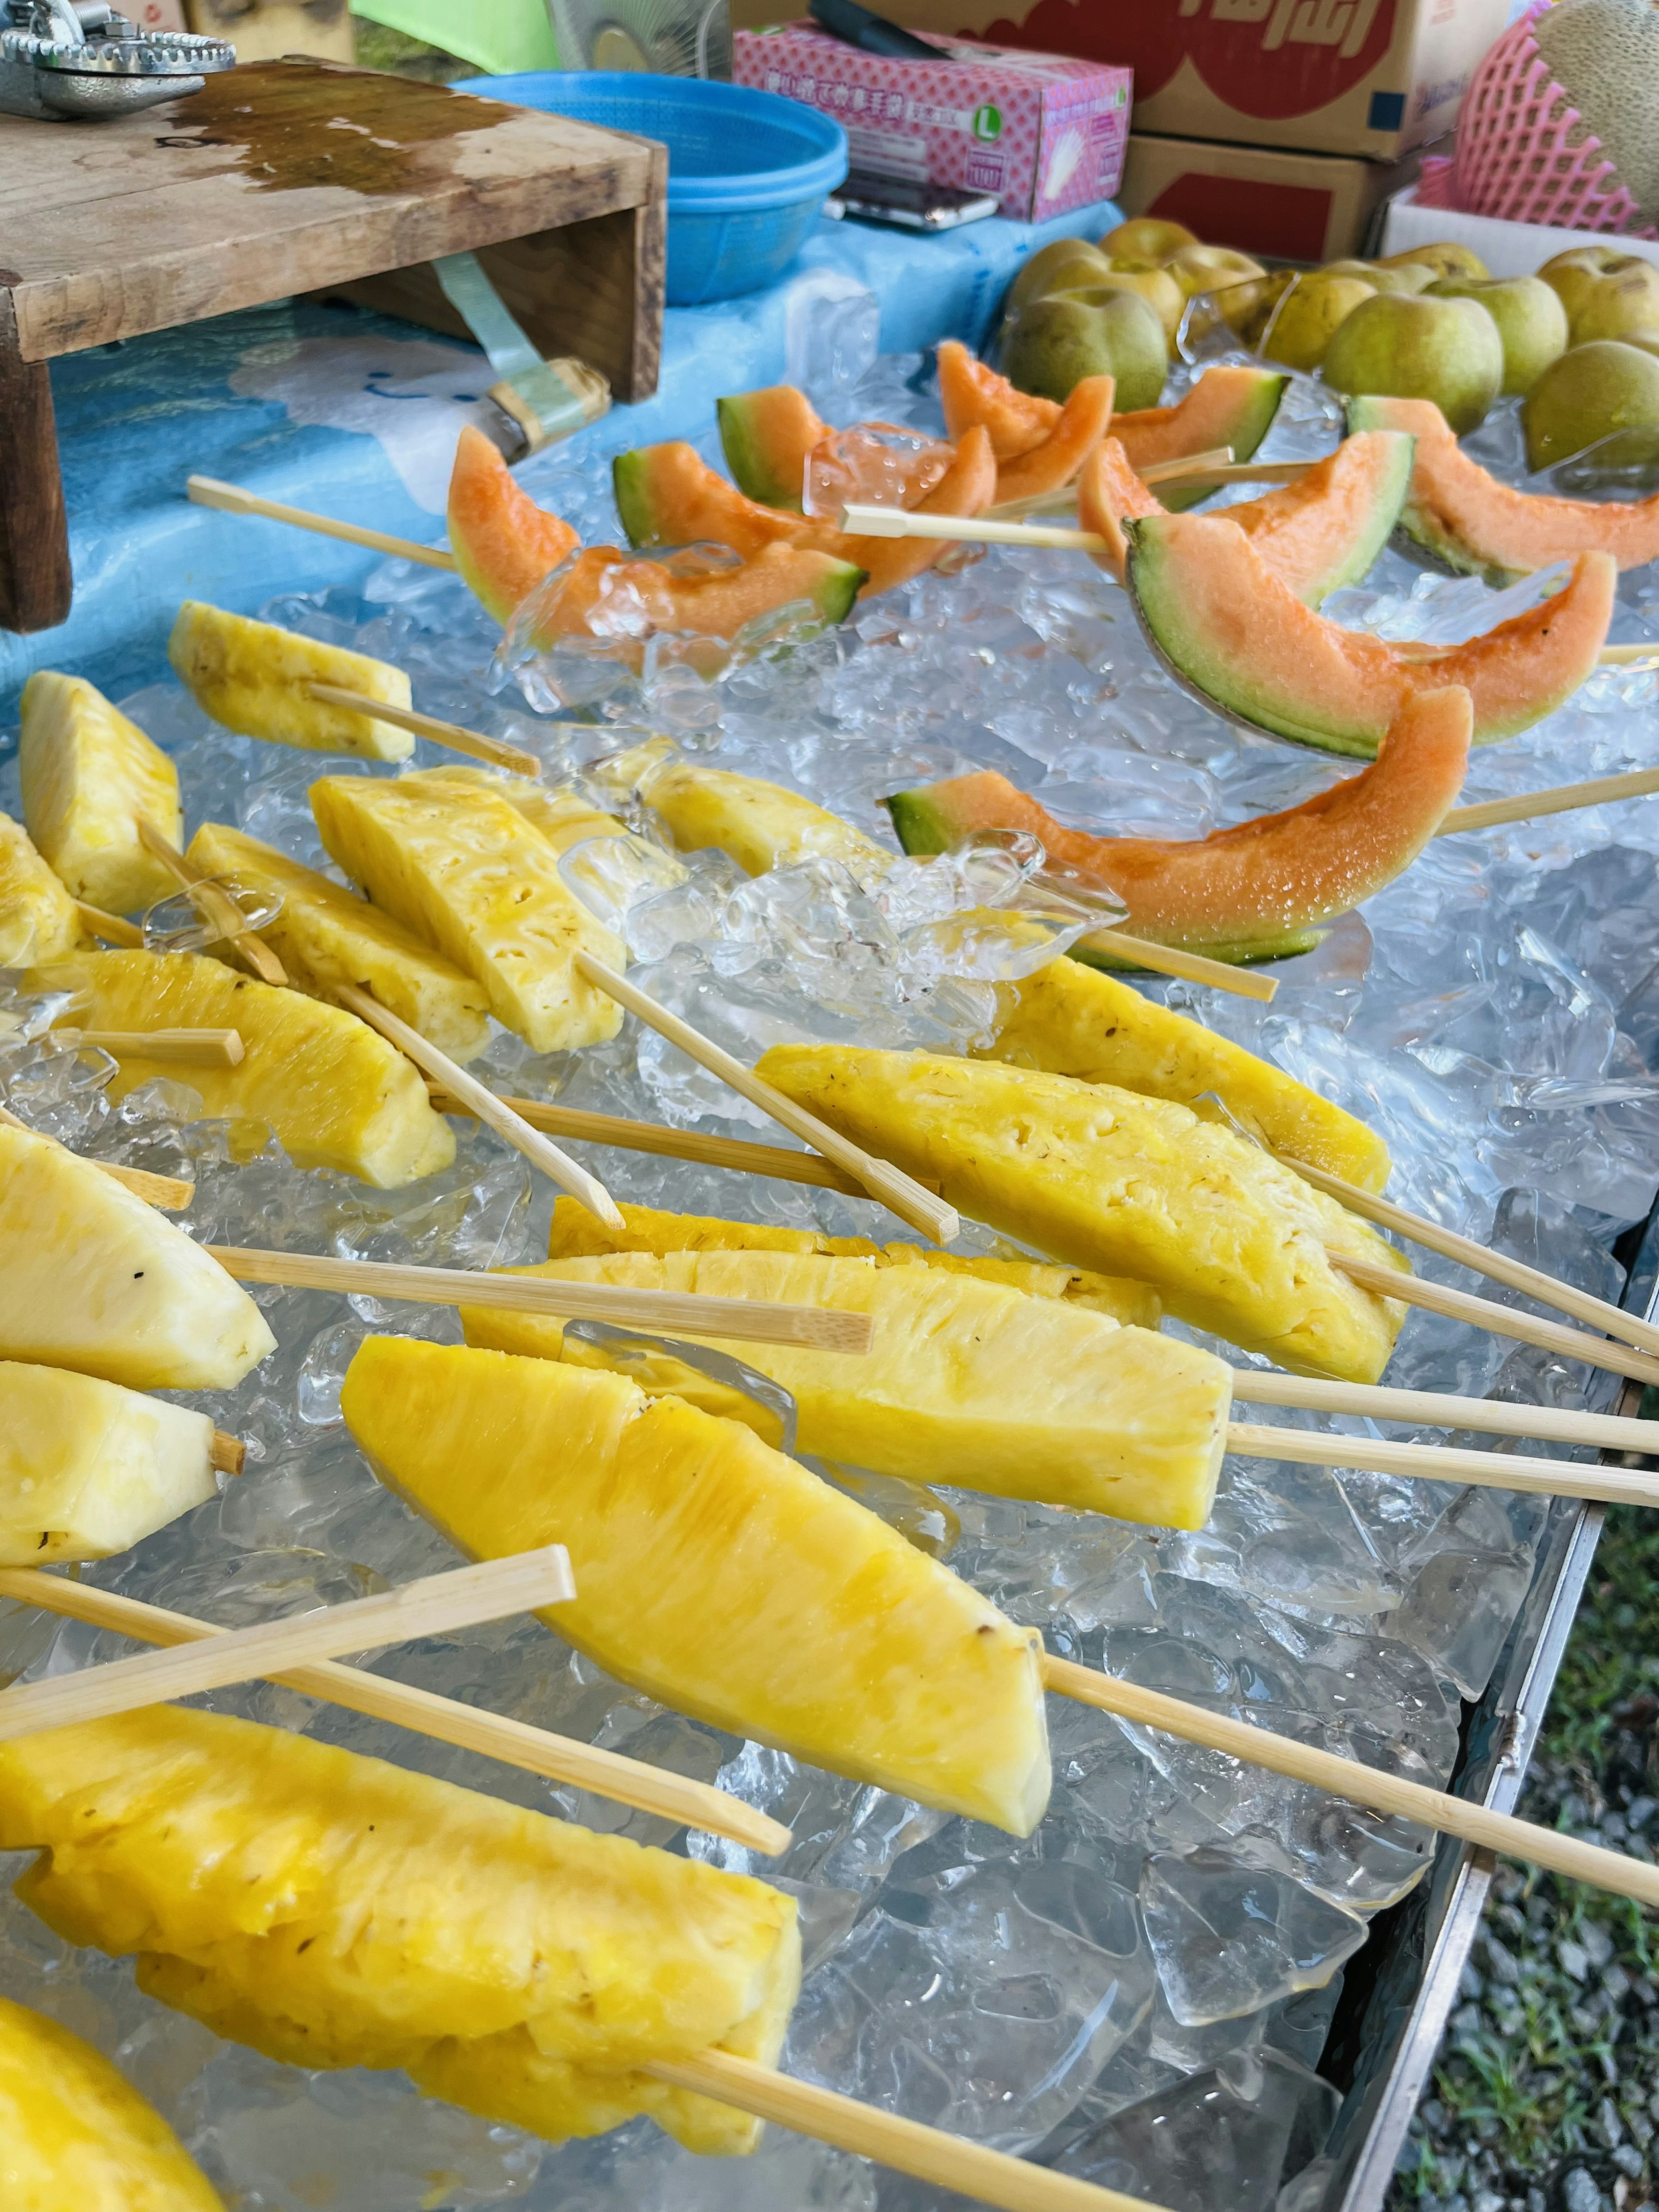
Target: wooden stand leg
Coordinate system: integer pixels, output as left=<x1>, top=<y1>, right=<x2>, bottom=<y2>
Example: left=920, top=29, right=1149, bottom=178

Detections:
left=0, top=274, right=71, bottom=636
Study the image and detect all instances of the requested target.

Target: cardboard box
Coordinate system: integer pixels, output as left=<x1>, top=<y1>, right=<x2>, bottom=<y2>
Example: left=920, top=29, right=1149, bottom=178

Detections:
left=740, top=0, right=1508, bottom=162
left=1379, top=182, right=1659, bottom=281
left=731, top=22, right=1130, bottom=222
left=1117, top=132, right=1417, bottom=261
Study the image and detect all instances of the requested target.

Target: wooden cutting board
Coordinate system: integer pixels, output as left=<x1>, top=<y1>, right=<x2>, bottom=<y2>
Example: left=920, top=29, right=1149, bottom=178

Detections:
left=0, top=58, right=667, bottom=633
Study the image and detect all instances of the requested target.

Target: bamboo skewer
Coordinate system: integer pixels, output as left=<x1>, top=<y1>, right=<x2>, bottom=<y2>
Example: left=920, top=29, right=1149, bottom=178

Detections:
left=0, top=1570, right=788, bottom=1855
left=187, top=474, right=457, bottom=571
left=572, top=952, right=960, bottom=1247
left=646, top=2049, right=1162, bottom=2212
left=844, top=502, right=1105, bottom=553
left=426, top=1087, right=944, bottom=1197
left=66, top=1027, right=245, bottom=1070
left=1043, top=1654, right=1659, bottom=1910
left=1598, top=642, right=1659, bottom=665
left=0, top=1548, right=575, bottom=1744
left=0, top=1102, right=194, bottom=1209
left=334, top=985, right=623, bottom=1231
left=1078, top=928, right=1279, bottom=1002
left=73, top=900, right=145, bottom=947
left=1440, top=765, right=1659, bottom=836
left=1328, top=1248, right=1659, bottom=1386
left=205, top=1244, right=875, bottom=1354
left=1230, top=1368, right=1659, bottom=1454
left=137, top=820, right=288, bottom=987
left=306, top=684, right=541, bottom=779
left=209, top=1432, right=245, bottom=1475
left=1225, top=1420, right=1659, bottom=1505
left=1294, top=1158, right=1659, bottom=1358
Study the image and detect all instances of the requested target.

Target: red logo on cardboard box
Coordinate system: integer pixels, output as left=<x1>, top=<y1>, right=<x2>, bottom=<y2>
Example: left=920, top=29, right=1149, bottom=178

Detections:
left=984, top=0, right=1395, bottom=117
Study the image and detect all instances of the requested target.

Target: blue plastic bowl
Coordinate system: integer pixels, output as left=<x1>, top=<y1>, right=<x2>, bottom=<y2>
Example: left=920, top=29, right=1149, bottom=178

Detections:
left=464, top=72, right=848, bottom=307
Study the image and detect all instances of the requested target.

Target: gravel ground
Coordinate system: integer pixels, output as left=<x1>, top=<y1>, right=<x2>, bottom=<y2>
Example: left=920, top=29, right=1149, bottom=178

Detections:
left=1388, top=1506, right=1659, bottom=2212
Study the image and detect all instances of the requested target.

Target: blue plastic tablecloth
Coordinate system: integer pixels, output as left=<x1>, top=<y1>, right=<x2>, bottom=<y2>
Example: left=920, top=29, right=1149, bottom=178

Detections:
left=0, top=200, right=1119, bottom=715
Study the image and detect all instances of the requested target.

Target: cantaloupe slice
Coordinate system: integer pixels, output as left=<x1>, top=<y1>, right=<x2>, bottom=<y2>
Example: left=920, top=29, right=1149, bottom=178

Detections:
left=1107, top=365, right=1288, bottom=490
left=446, top=424, right=579, bottom=625
left=18, top=673, right=182, bottom=913
left=992, top=373, right=1116, bottom=505
left=522, top=540, right=865, bottom=667
left=716, top=384, right=830, bottom=509
left=1347, top=393, right=1659, bottom=585
left=889, top=688, right=1471, bottom=962
left=612, top=427, right=998, bottom=599
left=1128, top=511, right=1615, bottom=757
left=1081, top=429, right=1413, bottom=604
left=938, top=338, right=1061, bottom=461
left=0, top=1119, right=274, bottom=1390
left=342, top=1335, right=1052, bottom=1834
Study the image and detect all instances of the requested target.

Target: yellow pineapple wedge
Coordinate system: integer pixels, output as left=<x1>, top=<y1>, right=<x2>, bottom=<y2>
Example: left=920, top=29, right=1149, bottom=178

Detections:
left=30, top=950, right=453, bottom=1187
left=632, top=761, right=1389, bottom=1194
left=465, top=1248, right=1230, bottom=1529
left=0, top=809, right=88, bottom=966
left=187, top=821, right=490, bottom=1062
left=168, top=602, right=415, bottom=761
left=341, top=1336, right=1051, bottom=1832
left=0, top=1707, right=799, bottom=2158
left=0, top=1995, right=226, bottom=2211
left=545, top=1194, right=1162, bottom=1328
left=756, top=1046, right=1410, bottom=1384
left=311, top=774, right=624, bottom=1052
left=0, top=1362, right=218, bottom=1566
left=0, top=1121, right=273, bottom=1389
left=404, top=765, right=627, bottom=855
left=17, top=672, right=183, bottom=912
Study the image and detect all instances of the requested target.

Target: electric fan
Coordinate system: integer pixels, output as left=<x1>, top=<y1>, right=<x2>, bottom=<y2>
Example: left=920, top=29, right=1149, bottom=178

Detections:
left=547, top=0, right=732, bottom=78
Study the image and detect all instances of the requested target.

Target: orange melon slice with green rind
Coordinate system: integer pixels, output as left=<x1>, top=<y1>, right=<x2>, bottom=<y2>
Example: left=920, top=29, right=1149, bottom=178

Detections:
left=993, top=375, right=1116, bottom=504
left=886, top=687, right=1471, bottom=962
left=1127, top=511, right=1614, bottom=758
left=717, top=385, right=831, bottom=511
left=446, top=426, right=580, bottom=626
left=938, top=340, right=1060, bottom=461
left=527, top=541, right=865, bottom=669
left=1109, top=365, right=1288, bottom=509
left=1347, top=394, right=1659, bottom=586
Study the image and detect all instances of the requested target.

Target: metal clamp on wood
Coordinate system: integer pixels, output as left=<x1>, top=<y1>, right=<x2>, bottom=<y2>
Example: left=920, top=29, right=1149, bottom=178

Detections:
left=432, top=249, right=609, bottom=458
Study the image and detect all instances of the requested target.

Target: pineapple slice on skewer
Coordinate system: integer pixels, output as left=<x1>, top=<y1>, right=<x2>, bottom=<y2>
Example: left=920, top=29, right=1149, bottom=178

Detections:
left=546, top=1194, right=1163, bottom=1328
left=311, top=773, right=625, bottom=1053
left=404, top=764, right=629, bottom=856
left=756, top=1046, right=1410, bottom=1385
left=0, top=1707, right=800, bottom=2158
left=168, top=602, right=415, bottom=762
left=628, top=756, right=1389, bottom=1193
left=463, top=1246, right=1230, bottom=1529
left=0, top=1120, right=273, bottom=1389
left=18, top=673, right=183, bottom=913
left=0, top=808, right=89, bottom=966
left=186, top=822, right=490, bottom=1063
left=0, top=1995, right=227, bottom=2210
left=29, top=950, right=454, bottom=1188
left=341, top=1335, right=1051, bottom=1834
left=0, top=1363, right=219, bottom=1566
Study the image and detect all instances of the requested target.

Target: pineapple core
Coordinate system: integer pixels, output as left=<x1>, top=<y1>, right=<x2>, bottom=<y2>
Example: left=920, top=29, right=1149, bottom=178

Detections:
left=0, top=808, right=87, bottom=967
left=0, top=1362, right=218, bottom=1567
left=472, top=1246, right=1230, bottom=1532
left=0, top=1707, right=799, bottom=2157
left=0, top=1121, right=273, bottom=1390
left=0, top=1994, right=227, bottom=2210
left=757, top=1045, right=1411, bottom=1384
left=342, top=1335, right=1052, bottom=1835
left=18, top=671, right=183, bottom=913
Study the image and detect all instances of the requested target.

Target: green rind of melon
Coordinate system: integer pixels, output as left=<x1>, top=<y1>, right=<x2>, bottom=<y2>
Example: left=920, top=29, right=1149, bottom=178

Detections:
left=883, top=788, right=956, bottom=856
left=1160, top=370, right=1290, bottom=512
left=1069, top=929, right=1321, bottom=973
left=612, top=449, right=663, bottom=550
left=1343, top=397, right=1526, bottom=589
left=450, top=536, right=515, bottom=628
left=803, top=559, right=867, bottom=627
left=1305, top=427, right=1418, bottom=602
left=718, top=396, right=806, bottom=512
left=1125, top=517, right=1385, bottom=760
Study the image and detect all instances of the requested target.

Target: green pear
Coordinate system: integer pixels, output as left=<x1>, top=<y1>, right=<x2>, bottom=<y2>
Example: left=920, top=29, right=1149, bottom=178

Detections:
left=1258, top=271, right=1376, bottom=372
left=1323, top=291, right=1504, bottom=434
left=1005, top=239, right=1113, bottom=316
left=1324, top=258, right=1436, bottom=295
left=1568, top=257, right=1659, bottom=344
left=1065, top=264, right=1186, bottom=343
left=1163, top=242, right=1266, bottom=304
left=1001, top=290, right=1167, bottom=411
left=1100, top=216, right=1198, bottom=264
left=1522, top=337, right=1659, bottom=470
left=1538, top=243, right=1632, bottom=327
left=1427, top=274, right=1568, bottom=395
left=1378, top=241, right=1490, bottom=281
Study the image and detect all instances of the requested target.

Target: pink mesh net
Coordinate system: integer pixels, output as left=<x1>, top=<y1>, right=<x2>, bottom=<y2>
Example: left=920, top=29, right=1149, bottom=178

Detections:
left=1419, top=0, right=1654, bottom=237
